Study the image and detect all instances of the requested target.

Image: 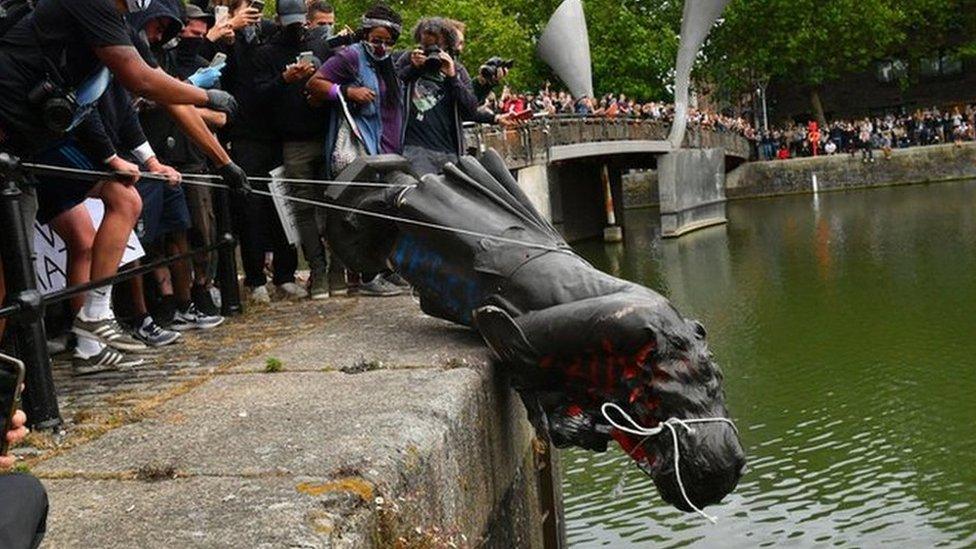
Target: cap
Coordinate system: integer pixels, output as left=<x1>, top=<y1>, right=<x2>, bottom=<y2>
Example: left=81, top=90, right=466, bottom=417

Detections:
left=277, top=0, right=305, bottom=27
left=184, top=4, right=215, bottom=25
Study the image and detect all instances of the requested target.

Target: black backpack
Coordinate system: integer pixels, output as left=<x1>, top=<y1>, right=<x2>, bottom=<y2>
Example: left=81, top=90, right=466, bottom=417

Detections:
left=0, top=0, right=32, bottom=41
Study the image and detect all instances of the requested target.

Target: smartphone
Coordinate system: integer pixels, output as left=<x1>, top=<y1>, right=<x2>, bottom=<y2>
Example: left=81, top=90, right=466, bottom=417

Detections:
left=214, top=5, right=229, bottom=26
left=250, top=0, right=264, bottom=13
left=296, top=51, right=315, bottom=65
left=209, top=52, right=227, bottom=68
left=0, top=353, right=25, bottom=456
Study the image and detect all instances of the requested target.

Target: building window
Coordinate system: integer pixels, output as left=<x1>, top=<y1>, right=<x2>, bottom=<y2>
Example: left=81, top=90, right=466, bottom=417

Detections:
left=876, top=59, right=907, bottom=83
left=919, top=51, right=963, bottom=79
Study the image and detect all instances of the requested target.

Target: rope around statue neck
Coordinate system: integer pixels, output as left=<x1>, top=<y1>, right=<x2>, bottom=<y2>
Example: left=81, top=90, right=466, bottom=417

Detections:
left=600, top=402, right=739, bottom=524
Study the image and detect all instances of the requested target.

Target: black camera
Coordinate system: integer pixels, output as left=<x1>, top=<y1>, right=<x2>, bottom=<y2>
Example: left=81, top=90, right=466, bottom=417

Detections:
left=423, top=45, right=444, bottom=73
left=28, top=77, right=77, bottom=133
left=480, top=57, right=515, bottom=82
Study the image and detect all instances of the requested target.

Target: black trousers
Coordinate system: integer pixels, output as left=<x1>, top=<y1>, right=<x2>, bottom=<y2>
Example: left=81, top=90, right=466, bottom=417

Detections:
left=231, top=138, right=298, bottom=288
left=0, top=474, right=48, bottom=549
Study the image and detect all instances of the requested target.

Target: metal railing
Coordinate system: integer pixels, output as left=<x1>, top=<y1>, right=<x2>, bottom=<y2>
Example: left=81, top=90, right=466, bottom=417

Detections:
left=463, top=116, right=752, bottom=169
left=0, top=153, right=243, bottom=430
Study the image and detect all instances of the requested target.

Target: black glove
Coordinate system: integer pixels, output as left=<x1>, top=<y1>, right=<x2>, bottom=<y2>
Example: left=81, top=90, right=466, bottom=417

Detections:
left=205, top=89, right=238, bottom=120
left=218, top=162, right=251, bottom=196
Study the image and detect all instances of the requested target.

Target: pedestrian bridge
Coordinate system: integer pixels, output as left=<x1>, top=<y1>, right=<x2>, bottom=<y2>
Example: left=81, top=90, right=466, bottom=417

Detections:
left=463, top=118, right=751, bottom=240
left=464, top=117, right=751, bottom=170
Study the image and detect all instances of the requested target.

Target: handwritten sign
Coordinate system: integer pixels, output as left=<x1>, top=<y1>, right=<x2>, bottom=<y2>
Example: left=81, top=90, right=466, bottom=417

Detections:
left=33, top=199, right=145, bottom=294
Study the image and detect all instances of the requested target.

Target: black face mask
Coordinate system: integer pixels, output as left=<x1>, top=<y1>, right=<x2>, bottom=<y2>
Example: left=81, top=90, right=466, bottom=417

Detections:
left=176, top=36, right=205, bottom=62
left=305, top=24, right=332, bottom=45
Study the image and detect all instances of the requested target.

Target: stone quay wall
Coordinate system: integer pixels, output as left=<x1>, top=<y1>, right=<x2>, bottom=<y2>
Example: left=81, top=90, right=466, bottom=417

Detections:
left=726, top=142, right=976, bottom=199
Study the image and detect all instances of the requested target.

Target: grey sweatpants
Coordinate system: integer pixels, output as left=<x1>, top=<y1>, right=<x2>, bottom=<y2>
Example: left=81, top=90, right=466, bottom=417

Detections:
left=283, top=141, right=329, bottom=276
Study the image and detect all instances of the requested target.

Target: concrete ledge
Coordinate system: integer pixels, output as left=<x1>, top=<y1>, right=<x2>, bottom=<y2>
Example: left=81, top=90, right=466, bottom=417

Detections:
left=35, top=298, right=546, bottom=548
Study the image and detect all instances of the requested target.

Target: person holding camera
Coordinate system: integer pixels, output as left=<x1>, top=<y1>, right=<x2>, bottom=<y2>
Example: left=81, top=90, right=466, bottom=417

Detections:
left=442, top=20, right=511, bottom=105
left=396, top=17, right=514, bottom=177
left=0, top=408, right=49, bottom=549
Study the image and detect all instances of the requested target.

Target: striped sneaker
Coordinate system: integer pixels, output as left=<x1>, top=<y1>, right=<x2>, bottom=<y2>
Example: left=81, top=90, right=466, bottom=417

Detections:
left=72, top=347, right=145, bottom=376
left=73, top=316, right=149, bottom=353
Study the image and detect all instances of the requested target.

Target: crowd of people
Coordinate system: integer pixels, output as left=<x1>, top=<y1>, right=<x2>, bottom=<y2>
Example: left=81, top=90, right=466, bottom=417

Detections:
left=0, top=0, right=519, bottom=378
left=482, top=86, right=756, bottom=137
left=756, top=105, right=976, bottom=161
left=0, top=0, right=524, bottom=538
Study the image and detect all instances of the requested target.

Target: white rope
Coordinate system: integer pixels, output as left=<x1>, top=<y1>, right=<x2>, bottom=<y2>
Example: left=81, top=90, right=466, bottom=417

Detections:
left=21, top=162, right=405, bottom=188
left=600, top=402, right=739, bottom=524
left=182, top=177, right=569, bottom=253
left=18, top=161, right=568, bottom=253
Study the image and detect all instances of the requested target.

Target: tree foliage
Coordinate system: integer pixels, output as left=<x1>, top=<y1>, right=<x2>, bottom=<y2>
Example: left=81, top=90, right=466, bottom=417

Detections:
left=702, top=0, right=976, bottom=98
left=262, top=0, right=684, bottom=99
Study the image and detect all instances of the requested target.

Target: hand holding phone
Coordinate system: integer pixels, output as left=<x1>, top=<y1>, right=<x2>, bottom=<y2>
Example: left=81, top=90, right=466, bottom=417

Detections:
left=214, top=5, right=229, bottom=26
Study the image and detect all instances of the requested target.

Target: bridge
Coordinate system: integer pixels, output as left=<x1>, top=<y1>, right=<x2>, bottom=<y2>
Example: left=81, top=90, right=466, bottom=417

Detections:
left=463, top=117, right=752, bottom=241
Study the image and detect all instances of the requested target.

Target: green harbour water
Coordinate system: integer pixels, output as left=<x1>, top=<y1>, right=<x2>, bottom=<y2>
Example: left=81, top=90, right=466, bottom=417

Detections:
left=565, top=181, right=976, bottom=548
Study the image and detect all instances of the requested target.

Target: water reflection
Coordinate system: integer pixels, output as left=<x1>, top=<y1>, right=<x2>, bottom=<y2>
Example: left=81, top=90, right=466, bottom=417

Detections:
left=566, top=182, right=976, bottom=548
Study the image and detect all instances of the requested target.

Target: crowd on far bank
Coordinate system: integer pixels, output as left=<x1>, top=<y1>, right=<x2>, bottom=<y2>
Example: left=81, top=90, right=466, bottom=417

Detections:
left=481, top=86, right=756, bottom=136
left=756, top=104, right=976, bottom=161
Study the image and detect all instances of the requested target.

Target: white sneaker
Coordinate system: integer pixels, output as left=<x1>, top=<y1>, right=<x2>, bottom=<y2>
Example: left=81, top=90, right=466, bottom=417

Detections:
left=250, top=286, right=271, bottom=304
left=276, top=282, right=308, bottom=300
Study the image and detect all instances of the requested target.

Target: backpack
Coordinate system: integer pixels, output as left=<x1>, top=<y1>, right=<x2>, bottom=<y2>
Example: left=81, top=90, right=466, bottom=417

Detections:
left=0, top=0, right=32, bottom=41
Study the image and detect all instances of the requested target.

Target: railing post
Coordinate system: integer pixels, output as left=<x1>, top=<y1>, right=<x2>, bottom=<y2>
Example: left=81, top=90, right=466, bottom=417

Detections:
left=0, top=153, right=61, bottom=431
left=213, top=186, right=243, bottom=317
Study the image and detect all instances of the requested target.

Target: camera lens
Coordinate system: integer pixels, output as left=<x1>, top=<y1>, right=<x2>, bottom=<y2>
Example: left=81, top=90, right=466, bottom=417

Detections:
left=43, top=98, right=75, bottom=133
left=423, top=46, right=443, bottom=72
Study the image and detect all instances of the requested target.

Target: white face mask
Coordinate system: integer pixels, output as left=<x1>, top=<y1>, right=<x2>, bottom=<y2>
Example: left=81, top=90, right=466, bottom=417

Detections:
left=126, top=0, right=152, bottom=13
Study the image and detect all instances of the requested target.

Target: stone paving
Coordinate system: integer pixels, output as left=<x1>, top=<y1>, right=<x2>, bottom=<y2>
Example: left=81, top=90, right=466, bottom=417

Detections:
left=14, top=295, right=542, bottom=548
left=21, top=296, right=354, bottom=459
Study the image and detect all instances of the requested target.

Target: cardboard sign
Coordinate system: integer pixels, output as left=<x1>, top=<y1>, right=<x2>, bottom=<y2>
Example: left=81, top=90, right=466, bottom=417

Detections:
left=269, top=166, right=301, bottom=247
left=33, top=199, right=145, bottom=294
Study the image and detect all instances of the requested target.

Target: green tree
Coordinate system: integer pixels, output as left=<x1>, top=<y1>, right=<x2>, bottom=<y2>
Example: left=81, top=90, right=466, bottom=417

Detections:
left=256, top=0, right=685, bottom=99
left=703, top=0, right=976, bottom=123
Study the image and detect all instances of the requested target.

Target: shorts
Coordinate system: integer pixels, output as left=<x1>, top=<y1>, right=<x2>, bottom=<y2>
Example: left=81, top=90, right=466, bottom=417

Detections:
left=136, top=179, right=191, bottom=247
left=32, top=139, right=99, bottom=225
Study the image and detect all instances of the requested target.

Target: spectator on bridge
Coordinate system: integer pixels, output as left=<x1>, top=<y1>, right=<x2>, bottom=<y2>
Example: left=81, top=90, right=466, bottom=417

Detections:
left=0, top=408, right=49, bottom=549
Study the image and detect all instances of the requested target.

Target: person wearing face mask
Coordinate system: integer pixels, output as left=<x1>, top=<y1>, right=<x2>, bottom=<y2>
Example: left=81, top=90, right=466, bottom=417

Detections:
left=306, top=2, right=406, bottom=297
left=0, top=0, right=249, bottom=373
left=217, top=0, right=306, bottom=304
left=140, top=4, right=230, bottom=321
left=252, top=0, right=336, bottom=299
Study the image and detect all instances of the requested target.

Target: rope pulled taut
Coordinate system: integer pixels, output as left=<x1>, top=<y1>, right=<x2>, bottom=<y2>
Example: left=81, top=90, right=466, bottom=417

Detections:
left=16, top=161, right=570, bottom=253
left=600, top=402, right=739, bottom=524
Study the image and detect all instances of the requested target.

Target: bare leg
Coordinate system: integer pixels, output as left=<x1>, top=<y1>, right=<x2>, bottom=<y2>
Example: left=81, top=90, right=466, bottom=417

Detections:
left=89, top=181, right=142, bottom=285
left=49, top=205, right=96, bottom=315
left=166, top=233, right=193, bottom=305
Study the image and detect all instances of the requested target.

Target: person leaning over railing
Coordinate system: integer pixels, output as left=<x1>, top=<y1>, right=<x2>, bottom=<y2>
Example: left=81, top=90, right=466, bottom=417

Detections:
left=0, top=407, right=48, bottom=549
left=0, top=0, right=248, bottom=373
